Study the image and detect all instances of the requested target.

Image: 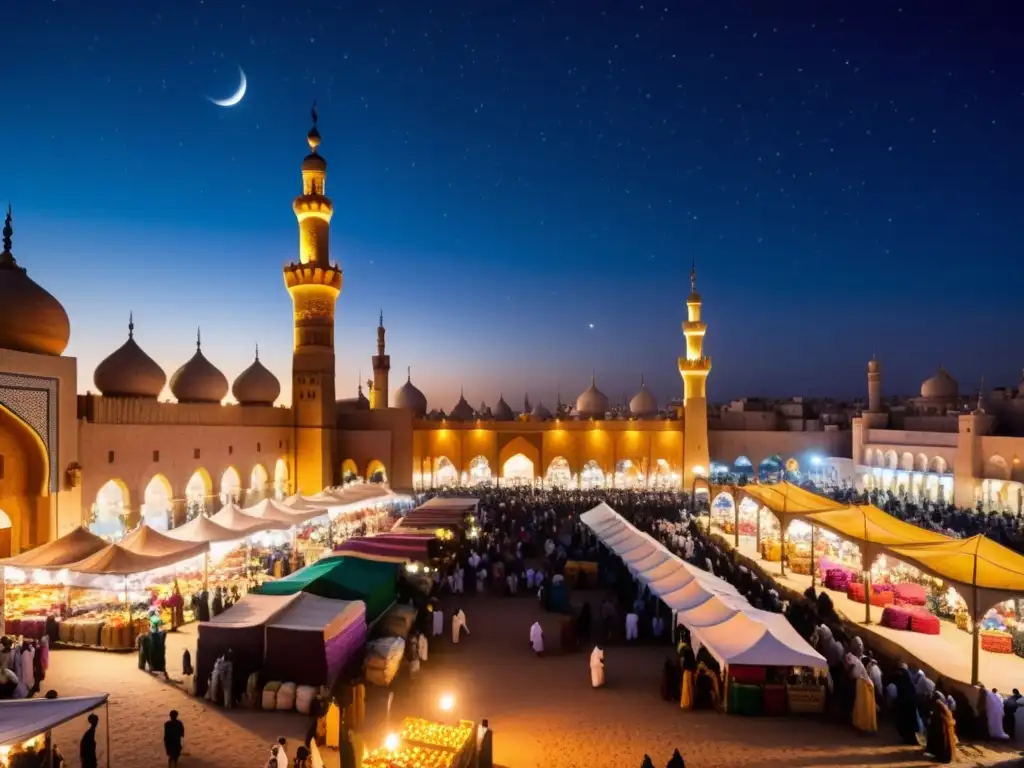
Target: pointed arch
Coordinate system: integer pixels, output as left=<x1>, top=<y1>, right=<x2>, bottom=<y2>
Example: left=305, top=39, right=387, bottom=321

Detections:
left=900, top=452, right=914, bottom=472
left=468, top=455, right=492, bottom=485
left=249, top=463, right=269, bottom=491
left=185, top=468, right=212, bottom=520
left=914, top=453, right=929, bottom=473
left=544, top=456, right=572, bottom=487
left=366, top=459, right=387, bottom=483
left=434, top=456, right=458, bottom=486
left=92, top=479, right=129, bottom=540
left=341, top=459, right=360, bottom=482
left=142, top=474, right=173, bottom=532
left=220, top=466, right=242, bottom=505
left=581, top=459, right=605, bottom=489
left=502, top=453, right=534, bottom=482
left=273, top=458, right=289, bottom=499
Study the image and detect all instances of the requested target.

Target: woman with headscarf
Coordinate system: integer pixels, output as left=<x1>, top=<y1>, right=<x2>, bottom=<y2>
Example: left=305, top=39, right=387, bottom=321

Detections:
left=983, top=687, right=1009, bottom=740
left=679, top=643, right=697, bottom=710
left=892, top=665, right=921, bottom=744
left=589, top=646, right=605, bottom=688
left=846, top=653, right=877, bottom=734
left=924, top=691, right=957, bottom=763
left=914, top=669, right=936, bottom=702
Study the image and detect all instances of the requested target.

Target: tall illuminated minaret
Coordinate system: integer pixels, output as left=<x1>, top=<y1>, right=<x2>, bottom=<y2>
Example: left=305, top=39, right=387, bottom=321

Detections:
left=284, top=102, right=342, bottom=493
left=371, top=310, right=390, bottom=409
left=678, top=261, right=711, bottom=487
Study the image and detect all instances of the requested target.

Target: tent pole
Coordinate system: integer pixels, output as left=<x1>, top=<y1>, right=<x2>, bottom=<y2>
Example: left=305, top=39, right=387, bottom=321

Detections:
left=971, top=545, right=981, bottom=685
left=106, top=699, right=111, bottom=768
left=203, top=552, right=210, bottom=592
left=48, top=729, right=54, bottom=768
left=733, top=500, right=739, bottom=549
left=810, top=526, right=816, bottom=588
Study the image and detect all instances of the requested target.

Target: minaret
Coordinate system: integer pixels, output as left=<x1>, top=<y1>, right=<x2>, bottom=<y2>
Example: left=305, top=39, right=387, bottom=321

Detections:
left=678, top=260, right=711, bottom=487
left=284, top=102, right=342, bottom=493
left=371, top=310, right=390, bottom=409
left=867, top=356, right=882, bottom=413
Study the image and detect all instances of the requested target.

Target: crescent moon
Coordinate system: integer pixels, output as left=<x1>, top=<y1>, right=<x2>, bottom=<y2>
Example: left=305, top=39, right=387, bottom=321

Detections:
left=208, top=66, right=247, bottom=107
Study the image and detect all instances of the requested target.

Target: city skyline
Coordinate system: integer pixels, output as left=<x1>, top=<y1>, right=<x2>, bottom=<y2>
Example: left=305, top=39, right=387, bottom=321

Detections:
left=5, top=1, right=1022, bottom=407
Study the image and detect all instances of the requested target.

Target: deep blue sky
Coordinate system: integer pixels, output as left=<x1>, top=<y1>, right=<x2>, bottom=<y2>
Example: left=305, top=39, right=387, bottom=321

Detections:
left=5, top=1, right=1022, bottom=409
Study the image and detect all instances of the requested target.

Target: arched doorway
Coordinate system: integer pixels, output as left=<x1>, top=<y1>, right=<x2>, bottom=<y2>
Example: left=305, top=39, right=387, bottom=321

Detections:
left=615, top=459, right=642, bottom=488
left=185, top=469, right=211, bottom=521
left=366, top=459, right=387, bottom=483
left=92, top=480, right=128, bottom=541
left=0, top=508, right=11, bottom=559
left=502, top=453, right=534, bottom=483
left=220, top=467, right=242, bottom=507
left=651, top=459, right=674, bottom=489
left=273, top=459, right=289, bottom=500
left=142, top=475, right=173, bottom=532
left=341, top=459, right=360, bottom=485
left=581, top=460, right=605, bottom=489
left=545, top=457, right=572, bottom=488
left=435, top=457, right=458, bottom=487
left=468, top=456, right=492, bottom=485
left=0, top=404, right=49, bottom=555
left=249, top=464, right=269, bottom=503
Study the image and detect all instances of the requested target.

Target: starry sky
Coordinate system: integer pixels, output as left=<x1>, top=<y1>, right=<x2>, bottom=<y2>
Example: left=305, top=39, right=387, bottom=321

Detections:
left=5, top=1, right=1022, bottom=409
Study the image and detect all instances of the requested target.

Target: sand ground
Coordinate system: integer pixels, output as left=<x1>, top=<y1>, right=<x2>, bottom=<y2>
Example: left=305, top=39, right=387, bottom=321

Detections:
left=37, top=588, right=1024, bottom=768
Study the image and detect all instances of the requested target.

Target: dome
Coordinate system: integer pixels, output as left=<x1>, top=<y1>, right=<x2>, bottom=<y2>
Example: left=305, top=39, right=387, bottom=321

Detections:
left=93, top=315, right=166, bottom=398
left=394, top=367, right=428, bottom=417
left=232, top=346, right=281, bottom=406
left=0, top=207, right=71, bottom=356
left=302, top=152, right=327, bottom=173
left=493, top=395, right=513, bottom=421
left=576, top=375, right=610, bottom=419
left=629, top=375, right=658, bottom=418
left=450, top=390, right=475, bottom=421
left=867, top=356, right=880, bottom=374
left=531, top=401, right=553, bottom=420
left=169, top=330, right=229, bottom=404
left=920, top=367, right=958, bottom=400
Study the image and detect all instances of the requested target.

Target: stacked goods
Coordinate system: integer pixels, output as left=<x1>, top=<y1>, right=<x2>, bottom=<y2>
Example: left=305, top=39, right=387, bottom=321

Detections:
left=3, top=617, right=47, bottom=639
left=364, top=637, right=406, bottom=686
left=909, top=612, right=940, bottom=635
left=894, top=583, right=927, bottom=606
left=276, top=682, right=297, bottom=710
left=400, top=717, right=474, bottom=751
left=824, top=568, right=852, bottom=592
left=981, top=630, right=1013, bottom=654
left=296, top=685, right=318, bottom=714
left=262, top=681, right=281, bottom=710
left=846, top=582, right=893, bottom=607
left=376, top=604, right=417, bottom=638
left=363, top=745, right=455, bottom=768
left=880, top=606, right=913, bottom=631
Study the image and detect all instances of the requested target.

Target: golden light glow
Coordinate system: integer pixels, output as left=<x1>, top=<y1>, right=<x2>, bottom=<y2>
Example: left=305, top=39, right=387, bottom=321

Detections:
left=384, top=733, right=400, bottom=752
left=438, top=693, right=455, bottom=712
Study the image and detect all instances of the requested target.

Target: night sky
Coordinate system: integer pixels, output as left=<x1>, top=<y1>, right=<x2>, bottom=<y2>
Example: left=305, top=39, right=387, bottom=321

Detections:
left=5, top=1, right=1022, bottom=409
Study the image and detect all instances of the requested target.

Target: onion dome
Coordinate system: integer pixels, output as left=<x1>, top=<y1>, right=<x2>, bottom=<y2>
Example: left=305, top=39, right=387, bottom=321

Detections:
left=450, top=389, right=475, bottom=421
left=232, top=345, right=281, bottom=406
left=629, top=374, right=658, bottom=418
left=920, top=366, right=958, bottom=400
left=394, top=366, right=428, bottom=417
left=576, top=374, right=610, bottom=419
left=0, top=206, right=71, bottom=356
left=169, top=329, right=229, bottom=404
left=531, top=401, right=553, bottom=420
left=93, top=314, right=166, bottom=398
left=493, top=395, right=513, bottom=421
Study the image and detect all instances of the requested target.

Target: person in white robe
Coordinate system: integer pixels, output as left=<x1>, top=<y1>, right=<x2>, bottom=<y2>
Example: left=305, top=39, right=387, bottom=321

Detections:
left=451, top=610, right=469, bottom=643
left=985, top=688, right=1010, bottom=739
left=507, top=572, right=518, bottom=595
left=20, top=647, right=34, bottom=692
left=589, top=646, right=605, bottom=688
left=625, top=612, right=639, bottom=642
left=914, top=670, right=936, bottom=700
left=529, top=621, right=544, bottom=656
left=432, top=608, right=445, bottom=637
left=476, top=568, right=487, bottom=593
left=417, top=633, right=428, bottom=662
left=454, top=567, right=465, bottom=594
left=866, top=658, right=884, bottom=703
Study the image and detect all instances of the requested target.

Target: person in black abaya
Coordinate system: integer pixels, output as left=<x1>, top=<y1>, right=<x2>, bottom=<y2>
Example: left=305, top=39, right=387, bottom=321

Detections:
left=893, top=665, right=921, bottom=744
left=577, top=602, right=593, bottom=643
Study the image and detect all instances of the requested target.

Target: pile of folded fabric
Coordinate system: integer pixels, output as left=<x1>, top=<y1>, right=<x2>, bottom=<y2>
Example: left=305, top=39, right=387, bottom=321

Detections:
left=364, top=636, right=406, bottom=686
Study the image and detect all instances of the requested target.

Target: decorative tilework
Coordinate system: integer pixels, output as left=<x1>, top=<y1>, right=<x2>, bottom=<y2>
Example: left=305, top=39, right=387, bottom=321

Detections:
left=0, top=372, right=59, bottom=492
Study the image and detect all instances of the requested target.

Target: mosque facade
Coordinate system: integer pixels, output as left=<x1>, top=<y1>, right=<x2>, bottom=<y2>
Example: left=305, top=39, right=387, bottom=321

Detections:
left=0, top=113, right=1022, bottom=557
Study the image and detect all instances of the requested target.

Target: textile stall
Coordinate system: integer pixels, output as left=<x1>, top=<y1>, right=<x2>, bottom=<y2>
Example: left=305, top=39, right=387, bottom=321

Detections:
left=195, top=592, right=300, bottom=698
left=262, top=594, right=366, bottom=688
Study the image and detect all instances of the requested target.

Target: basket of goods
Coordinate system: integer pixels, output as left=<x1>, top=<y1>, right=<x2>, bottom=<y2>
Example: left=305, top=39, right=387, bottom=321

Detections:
left=955, top=610, right=972, bottom=633
left=786, top=684, right=826, bottom=714
left=363, top=745, right=456, bottom=768
left=760, top=541, right=782, bottom=562
left=261, top=681, right=281, bottom=710
left=788, top=556, right=812, bottom=576
left=981, top=630, right=1013, bottom=654
left=400, top=717, right=474, bottom=752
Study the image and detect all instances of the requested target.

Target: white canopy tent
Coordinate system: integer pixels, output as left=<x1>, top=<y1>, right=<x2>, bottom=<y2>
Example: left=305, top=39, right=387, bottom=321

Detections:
left=0, top=694, right=110, bottom=765
left=580, top=503, right=825, bottom=670
left=243, top=498, right=326, bottom=525
left=209, top=504, right=291, bottom=534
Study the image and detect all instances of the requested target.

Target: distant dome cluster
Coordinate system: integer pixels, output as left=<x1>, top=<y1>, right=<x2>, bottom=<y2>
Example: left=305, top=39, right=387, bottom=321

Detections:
left=920, top=366, right=959, bottom=401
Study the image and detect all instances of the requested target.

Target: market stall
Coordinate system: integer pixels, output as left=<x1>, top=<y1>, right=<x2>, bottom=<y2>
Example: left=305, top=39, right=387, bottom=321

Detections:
left=334, top=533, right=436, bottom=563
left=0, top=527, right=110, bottom=637
left=262, top=594, right=366, bottom=688
left=257, top=556, right=399, bottom=622
left=195, top=592, right=300, bottom=697
left=364, top=717, right=477, bottom=768
left=0, top=694, right=110, bottom=768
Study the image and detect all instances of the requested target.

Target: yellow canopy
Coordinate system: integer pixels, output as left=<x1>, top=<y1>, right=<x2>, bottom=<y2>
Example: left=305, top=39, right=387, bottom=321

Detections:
left=721, top=481, right=847, bottom=526
left=803, top=504, right=951, bottom=554
left=889, top=535, right=1024, bottom=595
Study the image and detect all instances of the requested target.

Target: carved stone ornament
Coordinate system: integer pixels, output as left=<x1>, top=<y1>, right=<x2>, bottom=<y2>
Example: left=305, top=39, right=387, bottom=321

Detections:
left=297, top=298, right=332, bottom=321
left=65, top=461, right=83, bottom=489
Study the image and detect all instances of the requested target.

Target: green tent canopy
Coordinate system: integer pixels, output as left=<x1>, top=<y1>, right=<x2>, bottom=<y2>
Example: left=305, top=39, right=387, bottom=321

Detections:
left=257, top=556, right=398, bottom=621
